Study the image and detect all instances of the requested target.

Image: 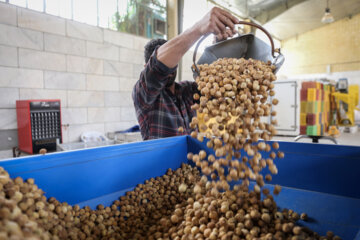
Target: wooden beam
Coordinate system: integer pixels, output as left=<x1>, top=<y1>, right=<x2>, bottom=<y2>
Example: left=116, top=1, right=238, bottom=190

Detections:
left=167, top=0, right=178, bottom=40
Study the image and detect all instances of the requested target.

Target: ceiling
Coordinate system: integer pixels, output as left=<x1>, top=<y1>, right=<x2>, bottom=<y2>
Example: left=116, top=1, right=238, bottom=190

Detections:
left=215, top=0, right=360, bottom=40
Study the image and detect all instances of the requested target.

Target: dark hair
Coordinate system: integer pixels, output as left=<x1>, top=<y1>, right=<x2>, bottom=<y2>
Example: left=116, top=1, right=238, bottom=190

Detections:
left=144, top=38, right=167, bottom=63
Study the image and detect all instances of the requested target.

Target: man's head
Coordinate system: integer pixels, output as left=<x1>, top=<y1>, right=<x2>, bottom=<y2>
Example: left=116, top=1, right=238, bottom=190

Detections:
left=144, top=38, right=167, bottom=64
left=144, top=38, right=176, bottom=89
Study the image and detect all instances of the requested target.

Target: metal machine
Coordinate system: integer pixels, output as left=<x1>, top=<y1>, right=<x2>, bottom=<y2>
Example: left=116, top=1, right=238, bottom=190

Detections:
left=191, top=21, right=284, bottom=77
left=332, top=78, right=359, bottom=127
left=16, top=100, right=62, bottom=154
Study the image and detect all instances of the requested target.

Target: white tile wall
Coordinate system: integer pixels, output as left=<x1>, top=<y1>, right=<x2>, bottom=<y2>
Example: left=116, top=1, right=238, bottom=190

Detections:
left=0, top=88, right=19, bottom=108
left=87, top=42, right=118, bottom=61
left=87, top=107, right=121, bottom=123
left=17, top=8, right=65, bottom=35
left=44, top=33, right=86, bottom=56
left=0, top=45, right=17, bottom=67
left=104, top=91, right=133, bottom=107
left=66, top=20, right=103, bottom=43
left=19, top=88, right=67, bottom=107
left=67, top=90, right=104, bottom=107
left=120, top=107, right=137, bottom=121
left=61, top=107, right=87, bottom=125
left=86, top=75, right=119, bottom=91
left=0, top=3, right=17, bottom=26
left=132, top=64, right=144, bottom=79
left=103, top=60, right=133, bottom=77
left=66, top=55, right=103, bottom=75
left=0, top=23, right=43, bottom=50
left=119, top=47, right=143, bottom=64
left=133, top=36, right=149, bottom=51
left=119, top=77, right=138, bottom=92
left=0, top=4, right=157, bottom=144
left=104, top=29, right=134, bottom=48
left=19, top=48, right=66, bottom=71
left=0, top=109, right=17, bottom=129
left=44, top=71, right=86, bottom=90
left=0, top=66, right=43, bottom=88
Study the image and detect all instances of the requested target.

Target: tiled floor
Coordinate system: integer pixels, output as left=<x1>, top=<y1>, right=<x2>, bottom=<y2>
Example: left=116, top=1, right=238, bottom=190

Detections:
left=273, top=132, right=360, bottom=146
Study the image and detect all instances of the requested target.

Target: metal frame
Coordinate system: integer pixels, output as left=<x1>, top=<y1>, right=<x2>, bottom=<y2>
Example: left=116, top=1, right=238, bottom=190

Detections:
left=294, top=135, right=338, bottom=144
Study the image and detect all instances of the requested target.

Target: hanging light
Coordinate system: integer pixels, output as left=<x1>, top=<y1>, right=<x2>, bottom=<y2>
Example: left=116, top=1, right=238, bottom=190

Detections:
left=321, top=0, right=334, bottom=23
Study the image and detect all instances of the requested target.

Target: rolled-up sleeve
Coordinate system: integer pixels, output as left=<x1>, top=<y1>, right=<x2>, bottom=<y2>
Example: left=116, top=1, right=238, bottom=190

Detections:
left=132, top=46, right=177, bottom=110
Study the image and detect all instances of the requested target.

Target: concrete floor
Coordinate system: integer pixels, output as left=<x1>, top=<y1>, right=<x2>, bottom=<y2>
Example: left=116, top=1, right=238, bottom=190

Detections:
left=273, top=132, right=360, bottom=146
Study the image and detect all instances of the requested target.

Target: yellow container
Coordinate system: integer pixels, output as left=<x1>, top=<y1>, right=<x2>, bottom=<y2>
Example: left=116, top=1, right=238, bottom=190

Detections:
left=300, top=113, right=307, bottom=125
left=324, top=92, right=329, bottom=102
left=324, top=100, right=329, bottom=112
left=307, top=88, right=317, bottom=101
left=300, top=101, right=307, bottom=113
left=317, top=101, right=322, bottom=113
left=316, top=113, right=320, bottom=124
left=307, top=101, right=316, bottom=113
left=316, top=82, right=321, bottom=89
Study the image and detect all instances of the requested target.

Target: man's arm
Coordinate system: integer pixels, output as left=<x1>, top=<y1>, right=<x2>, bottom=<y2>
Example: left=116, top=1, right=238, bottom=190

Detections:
left=133, top=48, right=176, bottom=109
left=157, top=7, right=239, bottom=68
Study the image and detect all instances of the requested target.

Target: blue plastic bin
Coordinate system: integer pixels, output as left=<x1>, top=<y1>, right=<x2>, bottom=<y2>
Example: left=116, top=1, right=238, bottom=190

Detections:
left=1, top=136, right=360, bottom=239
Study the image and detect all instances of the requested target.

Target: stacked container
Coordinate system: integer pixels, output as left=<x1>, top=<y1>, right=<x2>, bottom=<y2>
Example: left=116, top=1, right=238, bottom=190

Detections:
left=300, top=81, right=333, bottom=136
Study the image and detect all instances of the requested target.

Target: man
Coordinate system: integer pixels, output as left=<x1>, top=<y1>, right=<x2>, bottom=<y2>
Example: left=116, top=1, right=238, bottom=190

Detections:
left=133, top=7, right=239, bottom=140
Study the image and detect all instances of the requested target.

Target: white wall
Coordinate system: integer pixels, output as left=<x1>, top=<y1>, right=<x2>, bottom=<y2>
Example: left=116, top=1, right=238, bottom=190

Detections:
left=0, top=2, right=150, bottom=143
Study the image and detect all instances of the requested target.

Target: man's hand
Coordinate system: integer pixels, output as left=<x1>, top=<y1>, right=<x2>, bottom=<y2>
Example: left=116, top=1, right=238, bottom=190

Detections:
left=156, top=7, right=239, bottom=68
left=195, top=7, right=239, bottom=41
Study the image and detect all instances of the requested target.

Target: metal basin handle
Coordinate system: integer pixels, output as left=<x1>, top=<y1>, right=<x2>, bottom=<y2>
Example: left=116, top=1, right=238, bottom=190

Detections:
left=192, top=21, right=277, bottom=75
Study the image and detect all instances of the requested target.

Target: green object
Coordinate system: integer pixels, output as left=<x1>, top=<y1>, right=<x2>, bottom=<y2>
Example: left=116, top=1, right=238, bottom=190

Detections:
left=306, top=125, right=318, bottom=136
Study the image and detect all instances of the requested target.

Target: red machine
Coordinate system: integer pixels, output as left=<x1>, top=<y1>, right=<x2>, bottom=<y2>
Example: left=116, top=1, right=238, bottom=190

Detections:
left=16, top=100, right=62, bottom=154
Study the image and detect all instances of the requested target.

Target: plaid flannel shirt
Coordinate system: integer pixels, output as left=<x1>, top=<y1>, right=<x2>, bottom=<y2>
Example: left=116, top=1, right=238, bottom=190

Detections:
left=132, top=47, right=198, bottom=140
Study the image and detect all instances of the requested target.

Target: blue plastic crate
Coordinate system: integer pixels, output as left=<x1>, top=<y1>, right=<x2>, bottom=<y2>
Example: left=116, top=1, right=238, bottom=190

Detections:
left=1, top=136, right=360, bottom=239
